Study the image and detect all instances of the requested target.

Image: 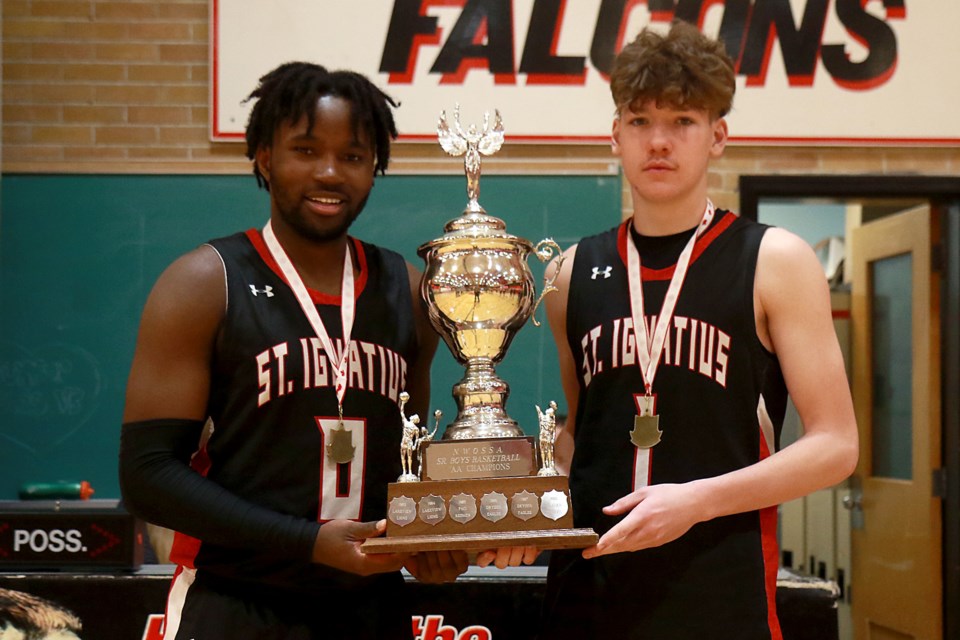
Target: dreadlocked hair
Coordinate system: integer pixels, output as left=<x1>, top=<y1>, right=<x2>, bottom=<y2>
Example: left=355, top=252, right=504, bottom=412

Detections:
left=243, top=61, right=399, bottom=190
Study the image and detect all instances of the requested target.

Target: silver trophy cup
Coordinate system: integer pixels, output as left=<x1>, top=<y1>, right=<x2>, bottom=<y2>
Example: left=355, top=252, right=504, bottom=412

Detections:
left=360, top=108, right=597, bottom=554
left=418, top=105, right=563, bottom=441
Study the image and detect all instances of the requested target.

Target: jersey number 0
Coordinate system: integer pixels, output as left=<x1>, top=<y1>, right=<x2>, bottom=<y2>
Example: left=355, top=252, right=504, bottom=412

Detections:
left=316, top=417, right=367, bottom=521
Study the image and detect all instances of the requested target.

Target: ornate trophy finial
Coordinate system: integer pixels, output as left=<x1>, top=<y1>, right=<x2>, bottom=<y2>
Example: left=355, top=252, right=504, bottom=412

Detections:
left=438, top=104, right=504, bottom=212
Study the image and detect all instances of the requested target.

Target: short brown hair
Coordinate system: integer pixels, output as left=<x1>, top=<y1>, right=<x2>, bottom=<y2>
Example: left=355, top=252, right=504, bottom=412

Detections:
left=610, top=21, right=735, bottom=118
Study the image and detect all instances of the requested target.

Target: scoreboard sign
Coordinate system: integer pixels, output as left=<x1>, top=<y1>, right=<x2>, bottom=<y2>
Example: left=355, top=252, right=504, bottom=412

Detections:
left=212, top=0, right=960, bottom=145
left=0, top=501, right=144, bottom=571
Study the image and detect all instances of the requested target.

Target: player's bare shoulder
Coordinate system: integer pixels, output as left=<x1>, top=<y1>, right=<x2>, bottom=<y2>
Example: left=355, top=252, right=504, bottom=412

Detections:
left=177, top=243, right=226, bottom=280
left=755, top=226, right=832, bottom=350
left=756, top=227, right=824, bottom=290
left=144, top=244, right=227, bottom=328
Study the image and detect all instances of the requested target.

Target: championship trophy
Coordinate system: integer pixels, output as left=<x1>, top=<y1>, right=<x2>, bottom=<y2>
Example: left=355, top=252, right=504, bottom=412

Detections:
left=361, top=107, right=597, bottom=553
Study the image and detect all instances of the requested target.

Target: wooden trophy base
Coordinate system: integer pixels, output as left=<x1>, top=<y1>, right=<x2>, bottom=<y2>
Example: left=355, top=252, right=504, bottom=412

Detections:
left=360, top=475, right=598, bottom=553
left=360, top=528, right=598, bottom=553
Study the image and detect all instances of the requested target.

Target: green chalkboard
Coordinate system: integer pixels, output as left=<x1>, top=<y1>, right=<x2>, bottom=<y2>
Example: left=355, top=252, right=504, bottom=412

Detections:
left=0, top=173, right=621, bottom=499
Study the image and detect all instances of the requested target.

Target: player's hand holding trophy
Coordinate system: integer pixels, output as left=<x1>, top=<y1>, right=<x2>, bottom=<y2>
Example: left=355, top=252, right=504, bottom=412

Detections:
left=361, top=107, right=597, bottom=553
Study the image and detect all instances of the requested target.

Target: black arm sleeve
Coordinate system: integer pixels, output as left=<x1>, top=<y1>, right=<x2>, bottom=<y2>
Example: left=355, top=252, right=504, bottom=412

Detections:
left=118, top=418, right=320, bottom=561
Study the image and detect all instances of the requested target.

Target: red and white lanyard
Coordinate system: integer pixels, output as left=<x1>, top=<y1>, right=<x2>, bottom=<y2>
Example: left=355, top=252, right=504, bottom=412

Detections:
left=626, top=200, right=715, bottom=396
left=262, top=221, right=355, bottom=419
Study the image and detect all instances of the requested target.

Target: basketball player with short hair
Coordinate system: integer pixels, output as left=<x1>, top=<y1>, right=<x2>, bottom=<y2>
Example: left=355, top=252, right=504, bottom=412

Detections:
left=538, top=22, right=858, bottom=638
left=119, top=62, right=468, bottom=639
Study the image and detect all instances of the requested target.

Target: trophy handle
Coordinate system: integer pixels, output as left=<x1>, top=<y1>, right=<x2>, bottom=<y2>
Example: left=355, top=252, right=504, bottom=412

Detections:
left=530, top=238, right=566, bottom=327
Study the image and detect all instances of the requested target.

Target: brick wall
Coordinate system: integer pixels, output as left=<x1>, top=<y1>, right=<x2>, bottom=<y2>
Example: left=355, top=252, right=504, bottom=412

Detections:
left=2, top=0, right=227, bottom=169
left=3, top=0, right=959, bottom=213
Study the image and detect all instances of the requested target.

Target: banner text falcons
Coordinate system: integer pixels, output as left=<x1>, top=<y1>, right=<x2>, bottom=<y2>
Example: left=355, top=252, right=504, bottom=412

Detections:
left=380, top=0, right=906, bottom=89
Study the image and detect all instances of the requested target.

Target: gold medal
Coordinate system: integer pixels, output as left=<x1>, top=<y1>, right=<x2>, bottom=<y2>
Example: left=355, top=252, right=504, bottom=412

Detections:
left=326, top=416, right=355, bottom=464
left=630, top=414, right=662, bottom=448
left=631, top=393, right=661, bottom=448
left=624, top=201, right=715, bottom=455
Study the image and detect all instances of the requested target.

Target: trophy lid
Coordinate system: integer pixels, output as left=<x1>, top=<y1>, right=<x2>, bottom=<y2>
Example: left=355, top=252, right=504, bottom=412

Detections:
left=443, top=205, right=506, bottom=234
left=418, top=204, right=533, bottom=257
left=419, top=106, right=533, bottom=256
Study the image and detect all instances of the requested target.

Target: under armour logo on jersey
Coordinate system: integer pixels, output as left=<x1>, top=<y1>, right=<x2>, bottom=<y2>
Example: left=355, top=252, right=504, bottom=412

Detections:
left=591, top=266, right=613, bottom=280
left=249, top=284, right=275, bottom=297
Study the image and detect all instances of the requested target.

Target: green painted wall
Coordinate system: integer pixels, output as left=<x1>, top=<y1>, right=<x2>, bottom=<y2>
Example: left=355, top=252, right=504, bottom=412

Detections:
left=0, top=173, right=621, bottom=500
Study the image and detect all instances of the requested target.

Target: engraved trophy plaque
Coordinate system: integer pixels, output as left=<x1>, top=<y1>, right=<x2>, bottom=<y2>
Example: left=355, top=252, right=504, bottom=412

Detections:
left=361, top=107, right=597, bottom=553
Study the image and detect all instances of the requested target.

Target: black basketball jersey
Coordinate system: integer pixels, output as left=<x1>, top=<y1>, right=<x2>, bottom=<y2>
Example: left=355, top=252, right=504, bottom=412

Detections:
left=543, top=211, right=788, bottom=640
left=169, top=229, right=416, bottom=595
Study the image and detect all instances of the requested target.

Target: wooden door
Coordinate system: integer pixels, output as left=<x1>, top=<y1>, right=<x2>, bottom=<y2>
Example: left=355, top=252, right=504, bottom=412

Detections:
left=849, top=205, right=942, bottom=640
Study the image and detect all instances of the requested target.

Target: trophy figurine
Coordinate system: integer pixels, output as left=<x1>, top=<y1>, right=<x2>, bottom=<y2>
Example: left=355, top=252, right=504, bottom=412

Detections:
left=361, top=107, right=597, bottom=553
left=536, top=401, right=560, bottom=477
left=397, top=392, right=421, bottom=483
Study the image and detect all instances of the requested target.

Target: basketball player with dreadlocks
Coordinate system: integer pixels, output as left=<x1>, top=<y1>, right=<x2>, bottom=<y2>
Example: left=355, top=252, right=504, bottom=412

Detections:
left=119, top=62, right=468, bottom=639
left=536, top=22, right=859, bottom=638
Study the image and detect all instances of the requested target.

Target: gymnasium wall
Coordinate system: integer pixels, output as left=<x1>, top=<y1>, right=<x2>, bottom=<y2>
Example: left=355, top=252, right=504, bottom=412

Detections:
left=3, top=1, right=957, bottom=197
left=2, top=1, right=958, bottom=499
left=0, top=172, right=620, bottom=499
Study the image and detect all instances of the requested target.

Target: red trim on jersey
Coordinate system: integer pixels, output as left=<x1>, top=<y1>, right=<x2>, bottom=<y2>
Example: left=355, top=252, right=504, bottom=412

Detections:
left=245, top=229, right=370, bottom=304
left=168, top=445, right=213, bottom=568
left=617, top=211, right=738, bottom=280
left=758, top=427, right=784, bottom=640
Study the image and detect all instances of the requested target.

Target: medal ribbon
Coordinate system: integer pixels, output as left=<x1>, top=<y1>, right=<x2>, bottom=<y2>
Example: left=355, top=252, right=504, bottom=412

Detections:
left=626, top=200, right=715, bottom=395
left=262, top=221, right=355, bottom=412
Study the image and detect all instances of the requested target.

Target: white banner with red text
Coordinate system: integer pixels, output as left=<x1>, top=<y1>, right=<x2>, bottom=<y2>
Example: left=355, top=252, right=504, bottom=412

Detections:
left=212, top=0, right=958, bottom=145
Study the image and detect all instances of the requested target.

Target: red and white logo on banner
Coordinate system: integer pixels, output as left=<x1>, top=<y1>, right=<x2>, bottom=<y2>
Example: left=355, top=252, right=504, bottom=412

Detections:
left=144, top=613, right=492, bottom=639
left=141, top=614, right=164, bottom=640
left=412, top=614, right=492, bottom=640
